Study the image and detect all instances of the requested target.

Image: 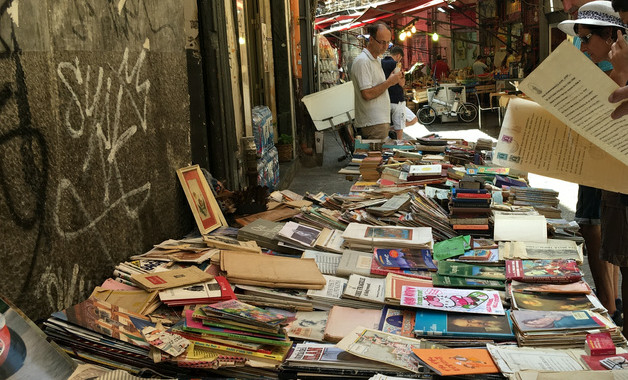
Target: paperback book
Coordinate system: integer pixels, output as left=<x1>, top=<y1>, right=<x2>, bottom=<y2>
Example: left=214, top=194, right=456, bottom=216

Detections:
left=413, top=309, right=515, bottom=340
left=399, top=286, right=505, bottom=315
left=374, top=248, right=436, bottom=271
left=412, top=348, right=500, bottom=376
left=505, top=259, right=582, bottom=283
left=432, top=274, right=505, bottom=290
left=436, top=261, right=506, bottom=281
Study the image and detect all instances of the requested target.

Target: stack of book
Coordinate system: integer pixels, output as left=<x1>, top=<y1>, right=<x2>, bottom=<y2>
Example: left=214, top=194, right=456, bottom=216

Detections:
left=341, top=223, right=433, bottom=252
left=237, top=218, right=300, bottom=255
left=399, top=190, right=457, bottom=241
left=510, top=310, right=625, bottom=348
left=509, top=186, right=561, bottom=218
left=178, top=300, right=293, bottom=364
left=158, top=276, right=236, bottom=306
left=359, top=154, right=382, bottom=181
left=448, top=187, right=492, bottom=237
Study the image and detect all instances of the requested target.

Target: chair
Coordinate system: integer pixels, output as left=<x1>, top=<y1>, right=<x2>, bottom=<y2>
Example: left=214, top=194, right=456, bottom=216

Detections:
left=473, top=84, right=500, bottom=129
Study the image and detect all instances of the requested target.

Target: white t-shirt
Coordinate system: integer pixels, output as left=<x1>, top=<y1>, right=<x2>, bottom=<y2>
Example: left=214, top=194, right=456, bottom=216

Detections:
left=350, top=48, right=391, bottom=128
left=472, top=60, right=488, bottom=76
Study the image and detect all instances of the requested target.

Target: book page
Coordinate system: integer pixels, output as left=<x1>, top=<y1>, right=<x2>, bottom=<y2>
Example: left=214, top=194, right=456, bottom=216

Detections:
left=519, top=40, right=628, bottom=166
left=494, top=98, right=628, bottom=193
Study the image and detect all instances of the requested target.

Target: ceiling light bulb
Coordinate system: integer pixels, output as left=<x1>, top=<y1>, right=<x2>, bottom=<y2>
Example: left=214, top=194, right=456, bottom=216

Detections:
left=411, top=25, right=417, bottom=33
left=399, top=31, right=406, bottom=41
left=432, top=33, right=439, bottom=41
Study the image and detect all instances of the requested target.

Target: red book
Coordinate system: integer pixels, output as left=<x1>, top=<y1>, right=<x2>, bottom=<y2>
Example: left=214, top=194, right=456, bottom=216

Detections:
left=455, top=193, right=492, bottom=199
left=505, top=259, right=582, bottom=283
left=585, top=332, right=616, bottom=356
left=452, top=224, right=489, bottom=230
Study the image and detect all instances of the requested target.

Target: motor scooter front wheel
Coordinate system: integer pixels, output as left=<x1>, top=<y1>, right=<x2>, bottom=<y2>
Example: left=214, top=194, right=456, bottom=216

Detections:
left=417, top=106, right=437, bottom=125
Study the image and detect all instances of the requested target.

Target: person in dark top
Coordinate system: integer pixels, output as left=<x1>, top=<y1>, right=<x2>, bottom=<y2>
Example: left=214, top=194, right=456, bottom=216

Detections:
left=381, top=46, right=406, bottom=139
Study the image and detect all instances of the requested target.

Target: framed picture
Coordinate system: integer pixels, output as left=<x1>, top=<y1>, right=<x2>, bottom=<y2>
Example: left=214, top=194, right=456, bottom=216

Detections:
left=176, top=165, right=225, bottom=235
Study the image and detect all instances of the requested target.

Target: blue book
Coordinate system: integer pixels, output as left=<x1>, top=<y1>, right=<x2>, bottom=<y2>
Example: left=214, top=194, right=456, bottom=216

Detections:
left=374, top=248, right=437, bottom=271
left=414, top=309, right=515, bottom=340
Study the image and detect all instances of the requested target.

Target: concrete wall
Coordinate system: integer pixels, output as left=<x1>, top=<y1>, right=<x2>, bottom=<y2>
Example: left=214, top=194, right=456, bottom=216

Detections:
left=0, top=0, right=193, bottom=319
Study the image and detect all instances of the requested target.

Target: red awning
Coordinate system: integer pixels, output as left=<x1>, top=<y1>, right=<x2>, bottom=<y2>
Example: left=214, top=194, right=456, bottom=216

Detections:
left=352, top=0, right=447, bottom=25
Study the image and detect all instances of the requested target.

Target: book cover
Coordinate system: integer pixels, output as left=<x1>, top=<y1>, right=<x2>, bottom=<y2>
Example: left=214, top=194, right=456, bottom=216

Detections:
left=183, top=310, right=291, bottom=346
left=52, top=297, right=152, bottom=349
left=337, top=249, right=377, bottom=277
left=585, top=332, right=616, bottom=356
left=336, top=327, right=426, bottom=373
left=202, top=299, right=287, bottom=326
left=510, top=280, right=591, bottom=294
left=413, top=309, right=515, bottom=339
left=451, top=249, right=499, bottom=263
left=374, top=248, right=436, bottom=270
left=369, top=256, right=433, bottom=280
left=343, top=274, right=386, bottom=304
left=510, top=310, right=603, bottom=333
left=505, top=259, right=582, bottom=283
left=286, top=311, right=328, bottom=342
left=433, top=235, right=472, bottom=261
left=400, top=286, right=505, bottom=315
left=437, top=261, right=506, bottom=281
left=412, top=348, right=499, bottom=376
left=582, top=354, right=628, bottom=370
left=431, top=274, right=505, bottom=290
left=511, top=292, right=597, bottom=311
left=158, top=276, right=235, bottom=305
left=385, top=273, right=433, bottom=305
left=323, top=306, right=381, bottom=343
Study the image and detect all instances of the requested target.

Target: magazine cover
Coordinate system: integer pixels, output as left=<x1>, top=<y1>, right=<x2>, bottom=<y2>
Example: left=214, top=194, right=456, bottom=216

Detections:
left=511, top=292, right=598, bottom=312
left=511, top=310, right=603, bottom=332
left=413, top=309, right=515, bottom=339
left=1, top=296, right=76, bottom=379
left=378, top=307, right=417, bottom=338
left=336, top=327, right=432, bottom=372
left=509, top=280, right=591, bottom=294
left=374, top=248, right=436, bottom=270
left=203, top=299, right=287, bottom=326
left=400, top=286, right=505, bottom=315
left=52, top=297, right=152, bottom=349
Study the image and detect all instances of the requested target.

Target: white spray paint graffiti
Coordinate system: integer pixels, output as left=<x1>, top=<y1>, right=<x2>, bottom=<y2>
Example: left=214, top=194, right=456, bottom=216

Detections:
left=53, top=46, right=151, bottom=260
left=36, top=263, right=91, bottom=311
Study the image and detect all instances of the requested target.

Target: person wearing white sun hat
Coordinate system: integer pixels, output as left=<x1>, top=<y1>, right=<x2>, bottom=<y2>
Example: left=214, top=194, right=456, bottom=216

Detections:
left=558, top=0, right=628, bottom=330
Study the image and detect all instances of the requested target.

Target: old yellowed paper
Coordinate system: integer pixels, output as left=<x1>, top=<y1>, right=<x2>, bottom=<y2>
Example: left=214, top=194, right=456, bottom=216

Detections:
left=519, top=40, right=628, bottom=166
left=494, top=98, right=628, bottom=193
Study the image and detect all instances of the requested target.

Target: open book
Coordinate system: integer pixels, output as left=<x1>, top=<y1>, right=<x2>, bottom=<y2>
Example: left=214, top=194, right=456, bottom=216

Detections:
left=495, top=40, right=628, bottom=193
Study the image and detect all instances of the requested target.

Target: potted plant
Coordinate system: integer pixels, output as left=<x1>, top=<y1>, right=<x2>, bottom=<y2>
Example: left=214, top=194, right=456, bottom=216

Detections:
left=276, top=133, right=293, bottom=162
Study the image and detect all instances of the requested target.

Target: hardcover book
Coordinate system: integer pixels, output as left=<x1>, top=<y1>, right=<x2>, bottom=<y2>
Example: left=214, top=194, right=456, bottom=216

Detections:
left=413, top=309, right=515, bottom=339
left=505, top=259, right=582, bottom=283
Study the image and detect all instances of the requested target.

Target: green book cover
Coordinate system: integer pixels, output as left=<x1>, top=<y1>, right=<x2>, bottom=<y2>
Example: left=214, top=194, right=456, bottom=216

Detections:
left=437, top=261, right=505, bottom=281
left=432, top=273, right=505, bottom=290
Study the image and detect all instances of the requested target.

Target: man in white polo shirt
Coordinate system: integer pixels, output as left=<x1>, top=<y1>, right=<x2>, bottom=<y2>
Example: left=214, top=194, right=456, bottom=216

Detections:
left=351, top=22, right=404, bottom=140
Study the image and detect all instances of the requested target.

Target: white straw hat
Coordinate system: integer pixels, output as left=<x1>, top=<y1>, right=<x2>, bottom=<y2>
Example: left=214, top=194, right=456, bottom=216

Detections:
left=558, top=0, right=628, bottom=36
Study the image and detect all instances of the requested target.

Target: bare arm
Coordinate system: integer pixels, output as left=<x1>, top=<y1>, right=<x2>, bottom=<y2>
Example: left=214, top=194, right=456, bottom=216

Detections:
left=608, top=31, right=628, bottom=119
left=360, top=71, right=404, bottom=101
